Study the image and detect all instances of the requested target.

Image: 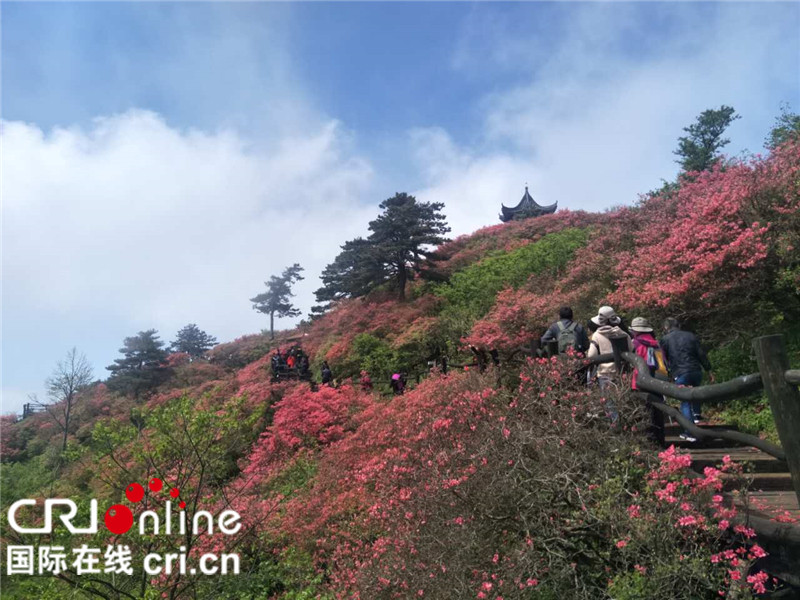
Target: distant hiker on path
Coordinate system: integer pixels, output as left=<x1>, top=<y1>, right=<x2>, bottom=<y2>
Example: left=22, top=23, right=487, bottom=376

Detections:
left=587, top=306, right=633, bottom=423
left=660, top=318, right=714, bottom=442
left=271, top=350, right=285, bottom=377
left=321, top=361, right=333, bottom=386
left=541, top=306, right=589, bottom=354
left=391, top=373, right=405, bottom=395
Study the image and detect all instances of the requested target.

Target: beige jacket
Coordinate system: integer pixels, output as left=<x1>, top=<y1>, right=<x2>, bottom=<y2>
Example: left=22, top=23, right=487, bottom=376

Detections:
left=587, top=325, right=633, bottom=376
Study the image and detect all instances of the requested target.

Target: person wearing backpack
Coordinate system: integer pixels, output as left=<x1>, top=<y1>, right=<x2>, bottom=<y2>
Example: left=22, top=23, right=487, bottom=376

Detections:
left=587, top=306, right=632, bottom=424
left=541, top=306, right=589, bottom=354
left=629, top=317, right=667, bottom=445
left=629, top=317, right=668, bottom=389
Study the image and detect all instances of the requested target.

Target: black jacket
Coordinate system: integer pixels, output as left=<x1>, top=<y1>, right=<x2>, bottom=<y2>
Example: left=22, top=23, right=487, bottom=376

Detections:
left=659, top=329, right=712, bottom=378
left=541, top=319, right=589, bottom=352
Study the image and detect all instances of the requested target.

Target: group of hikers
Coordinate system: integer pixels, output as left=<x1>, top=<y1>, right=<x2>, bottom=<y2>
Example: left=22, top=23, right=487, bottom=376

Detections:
left=271, top=305, right=714, bottom=444
left=542, top=305, right=714, bottom=442
left=272, top=350, right=409, bottom=395
left=271, top=347, right=312, bottom=381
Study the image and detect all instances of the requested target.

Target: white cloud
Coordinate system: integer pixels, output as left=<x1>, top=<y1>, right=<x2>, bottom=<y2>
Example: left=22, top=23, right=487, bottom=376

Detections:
left=416, top=3, right=799, bottom=217
left=2, top=111, right=377, bottom=411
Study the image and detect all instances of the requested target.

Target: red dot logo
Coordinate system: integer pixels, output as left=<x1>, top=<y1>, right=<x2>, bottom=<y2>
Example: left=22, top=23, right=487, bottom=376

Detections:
left=125, top=482, right=144, bottom=503
left=148, top=478, right=163, bottom=492
left=170, top=487, right=180, bottom=499
left=104, top=504, right=134, bottom=535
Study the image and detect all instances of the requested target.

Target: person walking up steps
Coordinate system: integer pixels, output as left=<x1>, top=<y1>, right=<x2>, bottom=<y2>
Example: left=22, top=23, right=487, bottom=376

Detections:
left=629, top=317, right=668, bottom=446
left=541, top=306, right=589, bottom=354
left=587, top=306, right=632, bottom=424
left=659, top=318, right=715, bottom=442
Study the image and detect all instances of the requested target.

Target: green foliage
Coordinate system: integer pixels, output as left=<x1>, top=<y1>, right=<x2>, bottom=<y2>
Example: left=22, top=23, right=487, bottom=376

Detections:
left=436, top=228, right=589, bottom=320
left=170, top=322, right=218, bottom=356
left=766, top=103, right=800, bottom=150
left=211, top=547, right=329, bottom=600
left=316, top=237, right=389, bottom=306
left=106, top=329, right=170, bottom=397
left=674, top=105, right=740, bottom=173
left=270, top=457, right=318, bottom=498
left=714, top=396, right=779, bottom=444
left=352, top=333, right=399, bottom=387
left=707, top=337, right=757, bottom=384
left=251, top=263, right=305, bottom=339
left=316, top=193, right=450, bottom=303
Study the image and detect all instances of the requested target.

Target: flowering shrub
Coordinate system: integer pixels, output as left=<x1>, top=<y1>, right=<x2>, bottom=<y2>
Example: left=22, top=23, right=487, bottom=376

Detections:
left=611, top=140, right=800, bottom=334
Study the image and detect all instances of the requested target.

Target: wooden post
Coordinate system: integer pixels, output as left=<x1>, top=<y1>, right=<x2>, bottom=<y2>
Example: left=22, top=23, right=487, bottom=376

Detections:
left=530, top=338, right=541, bottom=358
left=753, top=335, right=800, bottom=504
left=546, top=340, right=559, bottom=357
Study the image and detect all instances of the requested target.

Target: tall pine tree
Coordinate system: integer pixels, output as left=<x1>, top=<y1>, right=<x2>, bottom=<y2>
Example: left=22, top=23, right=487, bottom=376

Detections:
left=170, top=324, right=217, bottom=357
left=251, top=264, right=304, bottom=339
left=315, top=193, right=450, bottom=304
left=674, top=105, right=740, bottom=173
left=106, top=330, right=169, bottom=397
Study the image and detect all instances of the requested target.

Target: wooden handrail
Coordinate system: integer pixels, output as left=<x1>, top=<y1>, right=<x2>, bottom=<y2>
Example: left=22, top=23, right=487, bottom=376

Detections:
left=638, top=394, right=786, bottom=459
left=580, top=352, right=764, bottom=403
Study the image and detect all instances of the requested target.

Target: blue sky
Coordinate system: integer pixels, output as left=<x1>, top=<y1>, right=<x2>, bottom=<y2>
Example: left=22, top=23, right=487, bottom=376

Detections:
left=2, top=2, right=799, bottom=414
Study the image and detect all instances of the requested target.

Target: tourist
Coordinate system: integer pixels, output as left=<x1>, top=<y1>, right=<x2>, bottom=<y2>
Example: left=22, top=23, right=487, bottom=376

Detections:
left=540, top=306, right=589, bottom=354
left=586, top=306, right=633, bottom=423
left=629, top=317, right=667, bottom=445
left=660, top=318, right=714, bottom=441
left=391, top=373, right=405, bottom=395
left=321, top=361, right=333, bottom=386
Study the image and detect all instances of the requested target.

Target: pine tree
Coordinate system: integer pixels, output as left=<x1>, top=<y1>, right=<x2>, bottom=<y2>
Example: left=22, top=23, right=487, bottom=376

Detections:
left=674, top=105, right=740, bottom=173
left=106, top=330, right=169, bottom=396
left=251, top=264, right=305, bottom=339
left=314, top=193, right=450, bottom=303
left=765, top=104, right=800, bottom=150
left=170, top=323, right=218, bottom=357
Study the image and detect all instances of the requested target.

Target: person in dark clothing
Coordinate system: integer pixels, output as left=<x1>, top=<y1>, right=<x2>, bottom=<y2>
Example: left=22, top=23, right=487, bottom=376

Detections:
left=391, top=373, right=405, bottom=395
left=660, top=318, right=715, bottom=441
left=321, top=361, right=333, bottom=386
left=298, top=352, right=310, bottom=378
left=271, top=350, right=286, bottom=378
left=541, top=307, right=589, bottom=354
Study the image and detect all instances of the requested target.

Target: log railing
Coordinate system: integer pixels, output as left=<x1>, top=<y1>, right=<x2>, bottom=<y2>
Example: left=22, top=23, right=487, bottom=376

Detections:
left=577, top=334, right=800, bottom=506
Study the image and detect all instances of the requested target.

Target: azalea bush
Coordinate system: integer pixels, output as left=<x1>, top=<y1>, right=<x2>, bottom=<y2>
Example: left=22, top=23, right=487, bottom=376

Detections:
left=343, top=359, right=775, bottom=600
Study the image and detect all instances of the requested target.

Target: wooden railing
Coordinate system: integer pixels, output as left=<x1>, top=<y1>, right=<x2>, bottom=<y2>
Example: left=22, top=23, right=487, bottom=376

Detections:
left=579, top=334, right=800, bottom=508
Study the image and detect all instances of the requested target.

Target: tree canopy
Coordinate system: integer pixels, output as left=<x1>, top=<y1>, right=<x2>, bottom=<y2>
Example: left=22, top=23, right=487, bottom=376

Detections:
left=674, top=105, right=740, bottom=173
left=251, top=264, right=305, bottom=339
left=766, top=104, right=800, bottom=150
left=170, top=323, right=217, bottom=357
left=315, top=193, right=450, bottom=303
left=106, top=329, right=170, bottom=396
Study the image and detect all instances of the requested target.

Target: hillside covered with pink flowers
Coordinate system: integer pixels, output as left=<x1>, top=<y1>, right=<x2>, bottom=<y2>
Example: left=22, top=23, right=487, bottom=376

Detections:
left=2, top=137, right=800, bottom=599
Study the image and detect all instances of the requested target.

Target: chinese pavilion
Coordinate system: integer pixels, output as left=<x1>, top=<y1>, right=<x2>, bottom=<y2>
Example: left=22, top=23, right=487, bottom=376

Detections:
left=499, top=186, right=557, bottom=222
